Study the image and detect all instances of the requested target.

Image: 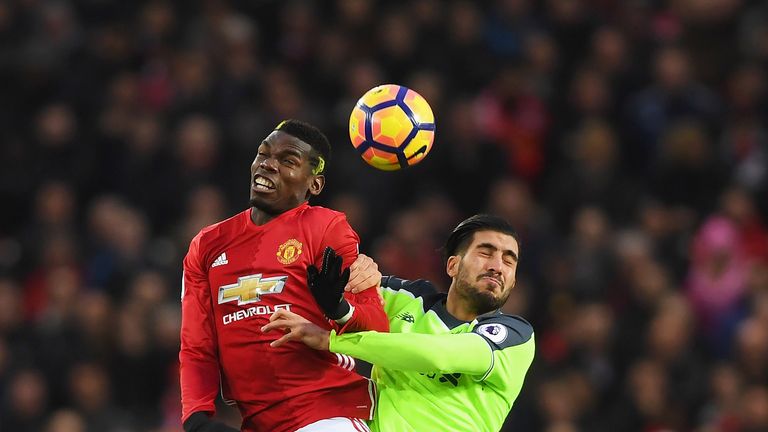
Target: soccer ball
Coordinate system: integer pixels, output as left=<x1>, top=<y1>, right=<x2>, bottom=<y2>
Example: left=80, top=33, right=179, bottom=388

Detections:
left=349, top=84, right=435, bottom=171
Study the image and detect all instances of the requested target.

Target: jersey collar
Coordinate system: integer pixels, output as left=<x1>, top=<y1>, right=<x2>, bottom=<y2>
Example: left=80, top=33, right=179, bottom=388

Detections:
left=431, top=295, right=468, bottom=329
left=430, top=295, right=503, bottom=329
left=246, top=201, right=309, bottom=229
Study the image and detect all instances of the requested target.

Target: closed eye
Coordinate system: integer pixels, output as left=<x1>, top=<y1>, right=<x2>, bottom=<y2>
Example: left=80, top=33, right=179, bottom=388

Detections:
left=476, top=243, right=518, bottom=264
left=477, top=245, right=494, bottom=256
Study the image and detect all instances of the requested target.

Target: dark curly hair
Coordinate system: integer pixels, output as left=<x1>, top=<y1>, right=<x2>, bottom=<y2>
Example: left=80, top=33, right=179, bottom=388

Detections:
left=443, top=214, right=520, bottom=261
left=275, top=119, right=331, bottom=174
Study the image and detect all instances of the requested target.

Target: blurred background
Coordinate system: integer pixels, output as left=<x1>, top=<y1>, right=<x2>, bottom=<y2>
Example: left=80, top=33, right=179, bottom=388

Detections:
left=1, top=0, right=767, bottom=431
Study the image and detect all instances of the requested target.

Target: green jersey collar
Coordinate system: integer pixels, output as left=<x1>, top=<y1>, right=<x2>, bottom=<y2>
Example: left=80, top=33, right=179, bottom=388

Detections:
left=431, top=295, right=503, bottom=329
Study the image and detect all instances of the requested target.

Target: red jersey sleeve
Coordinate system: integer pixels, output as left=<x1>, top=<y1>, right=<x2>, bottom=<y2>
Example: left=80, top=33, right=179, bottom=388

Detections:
left=321, top=215, right=389, bottom=334
left=179, top=233, right=220, bottom=423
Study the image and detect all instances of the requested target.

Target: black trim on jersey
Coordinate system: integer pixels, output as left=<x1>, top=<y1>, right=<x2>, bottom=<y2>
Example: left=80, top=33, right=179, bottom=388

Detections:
left=381, top=276, right=438, bottom=298
left=386, top=277, right=450, bottom=320
left=430, top=297, right=469, bottom=329
left=380, top=277, right=535, bottom=339
left=381, top=276, right=454, bottom=322
left=472, top=314, right=534, bottom=351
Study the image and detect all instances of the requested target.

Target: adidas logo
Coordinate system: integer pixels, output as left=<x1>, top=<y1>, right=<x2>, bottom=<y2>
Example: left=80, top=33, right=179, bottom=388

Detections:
left=211, top=252, right=229, bottom=268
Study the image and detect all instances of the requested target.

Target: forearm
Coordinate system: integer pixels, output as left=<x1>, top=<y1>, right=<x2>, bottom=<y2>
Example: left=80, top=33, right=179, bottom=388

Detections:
left=179, top=350, right=221, bottom=421
left=330, top=331, right=492, bottom=375
left=180, top=272, right=220, bottom=420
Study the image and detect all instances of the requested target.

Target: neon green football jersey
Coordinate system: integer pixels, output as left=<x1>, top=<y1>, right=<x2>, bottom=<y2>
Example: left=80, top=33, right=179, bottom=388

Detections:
left=329, top=277, right=535, bottom=432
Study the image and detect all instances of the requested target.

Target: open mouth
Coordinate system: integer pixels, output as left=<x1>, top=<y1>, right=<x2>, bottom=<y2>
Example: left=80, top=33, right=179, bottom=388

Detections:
left=253, top=175, right=276, bottom=192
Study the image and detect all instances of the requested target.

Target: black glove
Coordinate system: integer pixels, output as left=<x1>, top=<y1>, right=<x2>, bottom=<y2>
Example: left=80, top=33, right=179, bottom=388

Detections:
left=183, top=412, right=240, bottom=432
left=307, top=247, right=352, bottom=321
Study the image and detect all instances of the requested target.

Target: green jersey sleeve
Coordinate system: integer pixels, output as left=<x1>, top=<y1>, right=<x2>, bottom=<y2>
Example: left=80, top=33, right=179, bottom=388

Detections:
left=330, top=330, right=493, bottom=375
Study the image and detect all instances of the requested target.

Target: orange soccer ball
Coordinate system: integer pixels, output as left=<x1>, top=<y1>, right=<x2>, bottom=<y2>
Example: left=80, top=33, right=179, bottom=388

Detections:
left=349, top=84, right=436, bottom=171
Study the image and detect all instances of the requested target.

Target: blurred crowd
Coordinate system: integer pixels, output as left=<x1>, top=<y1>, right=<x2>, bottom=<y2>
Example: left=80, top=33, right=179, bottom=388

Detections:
left=1, top=0, right=768, bottom=431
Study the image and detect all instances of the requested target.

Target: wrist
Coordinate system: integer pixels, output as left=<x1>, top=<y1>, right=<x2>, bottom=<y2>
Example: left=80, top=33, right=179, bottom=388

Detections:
left=333, top=302, right=354, bottom=324
left=325, top=296, right=350, bottom=321
left=321, top=329, right=331, bottom=350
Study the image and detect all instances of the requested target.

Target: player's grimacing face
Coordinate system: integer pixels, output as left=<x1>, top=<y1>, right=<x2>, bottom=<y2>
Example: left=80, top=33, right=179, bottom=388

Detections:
left=449, top=230, right=519, bottom=314
left=249, top=131, right=322, bottom=215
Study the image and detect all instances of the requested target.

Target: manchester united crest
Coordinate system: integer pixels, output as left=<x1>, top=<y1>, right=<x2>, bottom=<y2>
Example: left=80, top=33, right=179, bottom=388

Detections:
left=276, top=239, right=303, bottom=264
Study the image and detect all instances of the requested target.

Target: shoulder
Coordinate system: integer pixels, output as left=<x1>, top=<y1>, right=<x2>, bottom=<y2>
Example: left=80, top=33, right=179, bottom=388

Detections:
left=195, top=210, right=247, bottom=246
left=381, top=276, right=439, bottom=299
left=301, top=205, right=347, bottom=225
left=185, top=210, right=245, bottom=267
left=473, top=314, right=534, bottom=350
left=302, top=205, right=358, bottom=247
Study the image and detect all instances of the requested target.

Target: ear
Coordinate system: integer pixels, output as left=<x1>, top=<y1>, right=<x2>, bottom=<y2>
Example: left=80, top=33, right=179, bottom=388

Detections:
left=308, top=175, right=325, bottom=196
left=446, top=255, right=460, bottom=278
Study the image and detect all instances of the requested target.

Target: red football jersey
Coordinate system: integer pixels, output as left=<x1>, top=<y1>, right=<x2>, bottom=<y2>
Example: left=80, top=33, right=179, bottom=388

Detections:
left=180, top=202, right=389, bottom=432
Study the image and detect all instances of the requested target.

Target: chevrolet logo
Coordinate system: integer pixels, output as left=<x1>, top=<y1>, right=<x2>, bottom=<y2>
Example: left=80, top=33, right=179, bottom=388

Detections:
left=218, top=274, right=288, bottom=306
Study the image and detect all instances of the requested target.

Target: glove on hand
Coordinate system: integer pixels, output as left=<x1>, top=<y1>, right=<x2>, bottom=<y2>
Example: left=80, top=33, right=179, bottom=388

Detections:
left=307, top=247, right=352, bottom=321
left=183, top=412, right=239, bottom=432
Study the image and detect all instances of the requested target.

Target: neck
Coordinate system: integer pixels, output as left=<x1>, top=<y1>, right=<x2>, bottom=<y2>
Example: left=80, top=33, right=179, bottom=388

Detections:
left=250, top=207, right=276, bottom=226
left=250, top=200, right=308, bottom=225
left=446, top=286, right=478, bottom=322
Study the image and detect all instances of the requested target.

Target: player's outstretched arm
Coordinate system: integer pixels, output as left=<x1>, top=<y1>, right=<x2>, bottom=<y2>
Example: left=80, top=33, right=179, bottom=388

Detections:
left=331, top=331, right=494, bottom=375
left=262, top=309, right=331, bottom=350
left=263, top=311, right=492, bottom=375
left=263, top=310, right=534, bottom=385
left=331, top=316, right=535, bottom=378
